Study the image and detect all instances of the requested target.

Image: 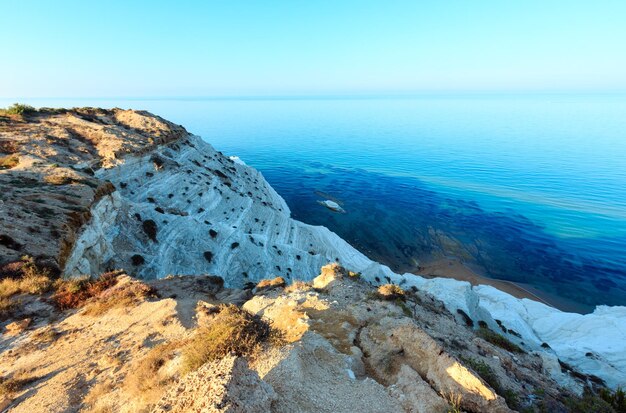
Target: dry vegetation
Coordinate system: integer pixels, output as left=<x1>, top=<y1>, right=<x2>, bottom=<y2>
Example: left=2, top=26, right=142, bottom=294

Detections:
left=0, top=256, right=53, bottom=298
left=82, top=279, right=156, bottom=316
left=284, top=280, right=312, bottom=293
left=377, top=283, right=406, bottom=301
left=0, top=371, right=38, bottom=398
left=181, top=304, right=281, bottom=374
left=0, top=154, right=19, bottom=169
left=0, top=257, right=53, bottom=319
left=52, top=272, right=120, bottom=310
left=123, top=341, right=182, bottom=406
left=255, top=276, right=286, bottom=292
left=0, top=257, right=153, bottom=319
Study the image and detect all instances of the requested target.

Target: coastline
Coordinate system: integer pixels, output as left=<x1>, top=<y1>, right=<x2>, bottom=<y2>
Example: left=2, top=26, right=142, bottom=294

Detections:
left=413, top=257, right=591, bottom=314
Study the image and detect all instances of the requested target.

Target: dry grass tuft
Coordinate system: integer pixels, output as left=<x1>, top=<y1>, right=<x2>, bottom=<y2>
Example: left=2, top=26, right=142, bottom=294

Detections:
left=0, top=371, right=38, bottom=397
left=83, top=381, right=115, bottom=413
left=284, top=280, right=312, bottom=293
left=0, top=279, right=20, bottom=299
left=181, top=304, right=281, bottom=374
left=43, top=174, right=74, bottom=186
left=83, top=280, right=156, bottom=316
left=31, top=326, right=60, bottom=344
left=0, top=154, right=19, bottom=169
left=52, top=271, right=120, bottom=310
left=255, top=276, right=286, bottom=292
left=0, top=256, right=53, bottom=299
left=377, top=284, right=406, bottom=301
left=0, top=296, right=17, bottom=320
left=125, top=341, right=181, bottom=406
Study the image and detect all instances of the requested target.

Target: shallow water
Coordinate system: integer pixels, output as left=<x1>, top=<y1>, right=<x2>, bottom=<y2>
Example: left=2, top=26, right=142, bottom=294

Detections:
left=7, top=95, right=626, bottom=311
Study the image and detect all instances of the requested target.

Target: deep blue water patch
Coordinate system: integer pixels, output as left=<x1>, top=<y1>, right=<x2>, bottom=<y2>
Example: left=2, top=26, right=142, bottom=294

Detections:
left=260, top=161, right=626, bottom=310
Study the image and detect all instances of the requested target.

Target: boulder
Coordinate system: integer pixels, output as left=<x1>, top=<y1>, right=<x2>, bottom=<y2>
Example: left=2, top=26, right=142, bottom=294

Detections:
left=312, top=263, right=348, bottom=290
left=360, top=317, right=513, bottom=413
left=4, top=318, right=32, bottom=335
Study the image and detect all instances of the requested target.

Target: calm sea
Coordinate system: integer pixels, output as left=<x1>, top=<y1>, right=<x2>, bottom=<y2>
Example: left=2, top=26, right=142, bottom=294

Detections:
left=5, top=95, right=626, bottom=312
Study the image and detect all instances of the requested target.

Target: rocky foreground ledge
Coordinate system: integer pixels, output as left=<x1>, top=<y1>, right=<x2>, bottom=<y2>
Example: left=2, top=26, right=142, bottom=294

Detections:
left=1, top=107, right=625, bottom=412
left=2, top=263, right=622, bottom=412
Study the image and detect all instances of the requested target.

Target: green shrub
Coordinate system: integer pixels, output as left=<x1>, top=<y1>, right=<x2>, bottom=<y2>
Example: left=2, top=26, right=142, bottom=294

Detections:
left=2, top=103, right=36, bottom=115
left=565, top=387, right=619, bottom=413
left=477, top=327, right=524, bottom=353
left=599, top=387, right=626, bottom=413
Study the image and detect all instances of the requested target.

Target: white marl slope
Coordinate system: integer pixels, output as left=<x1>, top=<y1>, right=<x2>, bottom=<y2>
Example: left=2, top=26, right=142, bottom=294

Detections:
left=63, top=134, right=381, bottom=285
left=63, top=133, right=626, bottom=390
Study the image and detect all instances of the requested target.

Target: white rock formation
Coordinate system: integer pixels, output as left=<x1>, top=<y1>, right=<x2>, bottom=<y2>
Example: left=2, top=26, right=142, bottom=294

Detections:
left=63, top=133, right=626, bottom=390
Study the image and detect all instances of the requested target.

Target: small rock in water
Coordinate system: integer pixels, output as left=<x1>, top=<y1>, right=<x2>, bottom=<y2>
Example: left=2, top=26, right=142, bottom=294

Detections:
left=229, top=156, right=246, bottom=165
left=318, top=200, right=345, bottom=213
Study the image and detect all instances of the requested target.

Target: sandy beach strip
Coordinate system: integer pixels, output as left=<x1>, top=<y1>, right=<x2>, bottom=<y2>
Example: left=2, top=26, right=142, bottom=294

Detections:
left=411, top=257, right=590, bottom=314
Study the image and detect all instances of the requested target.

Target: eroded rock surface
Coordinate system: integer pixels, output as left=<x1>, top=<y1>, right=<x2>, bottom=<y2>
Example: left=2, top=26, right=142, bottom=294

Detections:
left=152, top=356, right=276, bottom=413
left=0, top=108, right=186, bottom=269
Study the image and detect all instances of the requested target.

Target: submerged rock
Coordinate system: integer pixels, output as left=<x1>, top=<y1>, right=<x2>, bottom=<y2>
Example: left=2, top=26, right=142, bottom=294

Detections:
left=318, top=199, right=345, bottom=212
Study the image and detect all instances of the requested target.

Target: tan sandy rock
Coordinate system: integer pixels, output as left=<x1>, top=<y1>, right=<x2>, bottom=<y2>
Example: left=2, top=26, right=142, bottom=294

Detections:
left=4, top=318, right=32, bottom=335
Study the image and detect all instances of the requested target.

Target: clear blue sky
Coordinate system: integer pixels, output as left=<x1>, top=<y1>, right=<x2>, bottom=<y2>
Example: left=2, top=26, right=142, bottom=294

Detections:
left=1, top=0, right=625, bottom=98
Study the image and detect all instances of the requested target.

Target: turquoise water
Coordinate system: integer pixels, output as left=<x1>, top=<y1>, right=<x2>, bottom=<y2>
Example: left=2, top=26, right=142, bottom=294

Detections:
left=6, top=95, right=626, bottom=311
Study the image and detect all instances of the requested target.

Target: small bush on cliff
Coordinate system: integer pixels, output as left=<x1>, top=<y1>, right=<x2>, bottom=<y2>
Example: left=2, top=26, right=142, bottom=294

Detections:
left=0, top=297, right=16, bottom=320
left=601, top=387, right=626, bottom=413
left=1, top=103, right=36, bottom=116
left=181, top=304, right=280, bottom=373
left=477, top=326, right=524, bottom=353
left=0, top=256, right=53, bottom=299
left=125, top=341, right=181, bottom=404
left=565, top=387, right=622, bottom=413
left=52, top=271, right=120, bottom=310
left=255, top=276, right=286, bottom=292
left=0, top=371, right=38, bottom=397
left=460, top=356, right=505, bottom=395
left=377, top=284, right=406, bottom=301
left=285, top=280, right=312, bottom=293
left=83, top=279, right=156, bottom=316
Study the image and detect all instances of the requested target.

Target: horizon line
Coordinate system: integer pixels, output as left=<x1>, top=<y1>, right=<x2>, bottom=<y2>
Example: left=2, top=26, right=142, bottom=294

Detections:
left=2, top=90, right=626, bottom=102
left=0, top=90, right=626, bottom=103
